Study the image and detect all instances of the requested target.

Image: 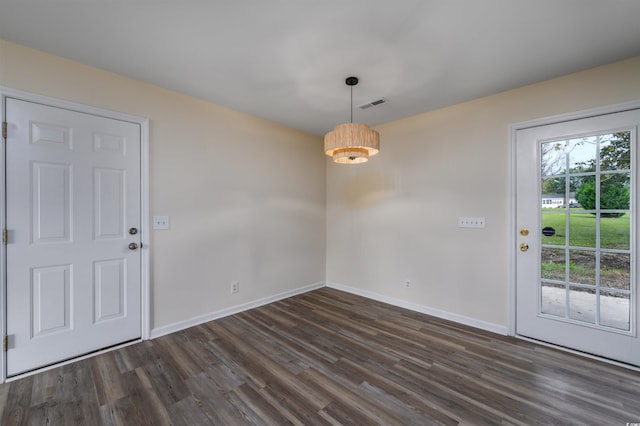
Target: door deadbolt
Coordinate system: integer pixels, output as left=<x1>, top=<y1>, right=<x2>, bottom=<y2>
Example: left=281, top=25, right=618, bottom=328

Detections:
left=520, top=228, right=529, bottom=236
left=519, top=243, right=529, bottom=252
left=128, top=243, right=139, bottom=251
left=129, top=227, right=138, bottom=235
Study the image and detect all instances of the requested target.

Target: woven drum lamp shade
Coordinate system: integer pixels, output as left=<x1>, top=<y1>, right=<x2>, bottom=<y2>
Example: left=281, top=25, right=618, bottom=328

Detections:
left=324, top=123, right=380, bottom=164
left=324, top=76, right=381, bottom=164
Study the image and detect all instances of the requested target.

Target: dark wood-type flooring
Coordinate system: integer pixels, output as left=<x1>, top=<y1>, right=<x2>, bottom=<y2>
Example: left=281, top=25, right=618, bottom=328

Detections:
left=1, top=287, right=639, bottom=425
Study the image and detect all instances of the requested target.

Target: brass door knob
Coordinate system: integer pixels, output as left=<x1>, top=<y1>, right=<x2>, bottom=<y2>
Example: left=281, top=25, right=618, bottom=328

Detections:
left=519, top=243, right=529, bottom=252
left=520, top=228, right=529, bottom=236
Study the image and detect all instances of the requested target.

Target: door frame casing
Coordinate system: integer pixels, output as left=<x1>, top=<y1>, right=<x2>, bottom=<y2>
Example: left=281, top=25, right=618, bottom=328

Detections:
left=0, top=87, right=151, bottom=382
left=509, top=99, right=640, bottom=337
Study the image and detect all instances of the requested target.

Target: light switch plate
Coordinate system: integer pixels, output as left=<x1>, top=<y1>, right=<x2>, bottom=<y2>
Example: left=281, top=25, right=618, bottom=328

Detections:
left=153, top=215, right=170, bottom=230
left=458, top=217, right=485, bottom=228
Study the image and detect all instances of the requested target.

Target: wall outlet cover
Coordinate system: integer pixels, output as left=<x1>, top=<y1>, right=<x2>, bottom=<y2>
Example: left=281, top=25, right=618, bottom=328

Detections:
left=153, top=215, right=170, bottom=230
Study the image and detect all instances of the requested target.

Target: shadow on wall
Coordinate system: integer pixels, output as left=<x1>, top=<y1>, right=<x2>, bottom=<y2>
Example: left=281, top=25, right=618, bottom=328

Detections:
left=342, top=173, right=394, bottom=209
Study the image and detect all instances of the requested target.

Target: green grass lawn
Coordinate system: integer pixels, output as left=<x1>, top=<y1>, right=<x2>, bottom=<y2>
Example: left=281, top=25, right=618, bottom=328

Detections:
left=541, top=209, right=630, bottom=289
left=541, top=209, right=629, bottom=249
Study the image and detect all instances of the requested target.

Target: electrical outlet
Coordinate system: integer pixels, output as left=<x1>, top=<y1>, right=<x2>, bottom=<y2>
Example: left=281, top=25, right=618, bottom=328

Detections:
left=152, top=215, right=170, bottom=230
left=230, top=281, right=240, bottom=294
left=405, top=280, right=411, bottom=288
left=458, top=217, right=485, bottom=228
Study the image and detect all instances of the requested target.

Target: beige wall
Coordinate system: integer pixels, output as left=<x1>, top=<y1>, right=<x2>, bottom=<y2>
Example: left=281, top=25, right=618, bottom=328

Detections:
left=2, top=38, right=639, bottom=334
left=0, top=40, right=327, bottom=329
left=326, top=56, right=640, bottom=328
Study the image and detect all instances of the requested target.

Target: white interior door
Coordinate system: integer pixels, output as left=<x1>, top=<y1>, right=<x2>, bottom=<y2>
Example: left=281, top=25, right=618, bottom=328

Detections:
left=5, top=97, right=142, bottom=376
left=516, top=108, right=640, bottom=367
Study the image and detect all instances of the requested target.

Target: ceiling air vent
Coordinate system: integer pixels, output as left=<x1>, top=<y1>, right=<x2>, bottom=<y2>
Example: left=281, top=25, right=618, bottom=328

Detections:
left=359, top=98, right=388, bottom=110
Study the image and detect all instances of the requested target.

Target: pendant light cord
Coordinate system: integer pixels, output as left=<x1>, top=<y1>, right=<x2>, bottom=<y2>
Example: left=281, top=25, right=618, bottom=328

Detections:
left=350, top=85, right=353, bottom=123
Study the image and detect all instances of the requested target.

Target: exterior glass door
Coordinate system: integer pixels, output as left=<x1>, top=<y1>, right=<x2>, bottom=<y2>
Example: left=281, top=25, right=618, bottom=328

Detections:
left=540, top=132, right=631, bottom=331
left=516, top=108, right=640, bottom=367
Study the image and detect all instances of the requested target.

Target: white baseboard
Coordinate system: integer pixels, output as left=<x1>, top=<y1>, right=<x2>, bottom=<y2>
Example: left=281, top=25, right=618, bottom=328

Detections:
left=326, top=282, right=508, bottom=336
left=151, top=280, right=508, bottom=340
left=150, top=281, right=325, bottom=339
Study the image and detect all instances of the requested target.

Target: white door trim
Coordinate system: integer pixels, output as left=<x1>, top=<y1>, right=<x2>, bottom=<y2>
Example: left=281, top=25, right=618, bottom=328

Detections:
left=0, top=87, right=151, bottom=382
left=509, top=100, right=640, bottom=337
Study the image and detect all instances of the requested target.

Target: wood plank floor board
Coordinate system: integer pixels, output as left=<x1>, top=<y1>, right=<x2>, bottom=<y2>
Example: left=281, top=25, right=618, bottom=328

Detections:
left=100, top=383, right=173, bottom=426
left=427, top=361, right=572, bottom=425
left=344, top=361, right=479, bottom=426
left=223, top=315, right=310, bottom=376
left=1, top=287, right=640, bottom=425
left=233, top=382, right=296, bottom=426
left=111, top=340, right=159, bottom=374
left=382, top=360, right=520, bottom=425
left=209, top=320, right=311, bottom=393
left=265, top=323, right=342, bottom=365
left=258, top=379, right=328, bottom=425
left=476, top=366, right=602, bottom=420
left=27, top=400, right=64, bottom=426
left=171, top=336, right=222, bottom=377
left=225, top=387, right=284, bottom=426
left=203, top=329, right=269, bottom=389
left=301, top=367, right=405, bottom=426
left=356, top=380, right=457, bottom=426
left=30, top=368, right=63, bottom=408
left=320, top=398, right=397, bottom=426
left=134, top=357, right=191, bottom=408
left=92, top=353, right=130, bottom=406
left=370, top=330, right=451, bottom=370
left=154, top=334, right=206, bottom=380
left=387, top=361, right=502, bottom=426
left=2, top=374, right=33, bottom=425
left=480, top=360, right=631, bottom=417
left=203, top=361, right=246, bottom=393
left=179, top=374, right=248, bottom=425
left=235, top=321, right=314, bottom=375
left=166, top=394, right=218, bottom=425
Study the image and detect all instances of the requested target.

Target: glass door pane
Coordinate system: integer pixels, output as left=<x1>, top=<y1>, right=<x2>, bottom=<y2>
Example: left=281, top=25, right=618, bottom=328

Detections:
left=540, top=131, right=632, bottom=331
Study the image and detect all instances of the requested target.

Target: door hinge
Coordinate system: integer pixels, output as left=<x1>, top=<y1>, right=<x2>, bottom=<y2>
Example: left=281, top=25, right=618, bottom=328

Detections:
left=3, top=336, right=8, bottom=352
left=2, top=229, right=7, bottom=246
left=2, top=122, right=6, bottom=140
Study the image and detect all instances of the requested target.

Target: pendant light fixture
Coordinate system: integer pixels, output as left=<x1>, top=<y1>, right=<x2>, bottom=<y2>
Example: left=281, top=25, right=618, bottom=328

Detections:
left=324, top=76, right=380, bottom=164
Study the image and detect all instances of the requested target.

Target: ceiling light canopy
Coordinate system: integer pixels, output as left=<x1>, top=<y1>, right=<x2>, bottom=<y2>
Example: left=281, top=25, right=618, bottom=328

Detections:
left=324, top=77, right=380, bottom=164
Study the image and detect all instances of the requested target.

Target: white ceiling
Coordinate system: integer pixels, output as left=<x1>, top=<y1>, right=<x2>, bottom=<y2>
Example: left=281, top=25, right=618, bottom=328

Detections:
left=1, top=1, right=640, bottom=136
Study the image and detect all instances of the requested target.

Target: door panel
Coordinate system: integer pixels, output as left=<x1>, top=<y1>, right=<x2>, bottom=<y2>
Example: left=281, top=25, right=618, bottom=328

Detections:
left=5, top=97, right=142, bottom=376
left=32, top=264, right=71, bottom=336
left=94, top=259, right=126, bottom=322
left=516, top=108, right=640, bottom=367
left=95, top=167, right=126, bottom=239
left=32, top=162, right=72, bottom=243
